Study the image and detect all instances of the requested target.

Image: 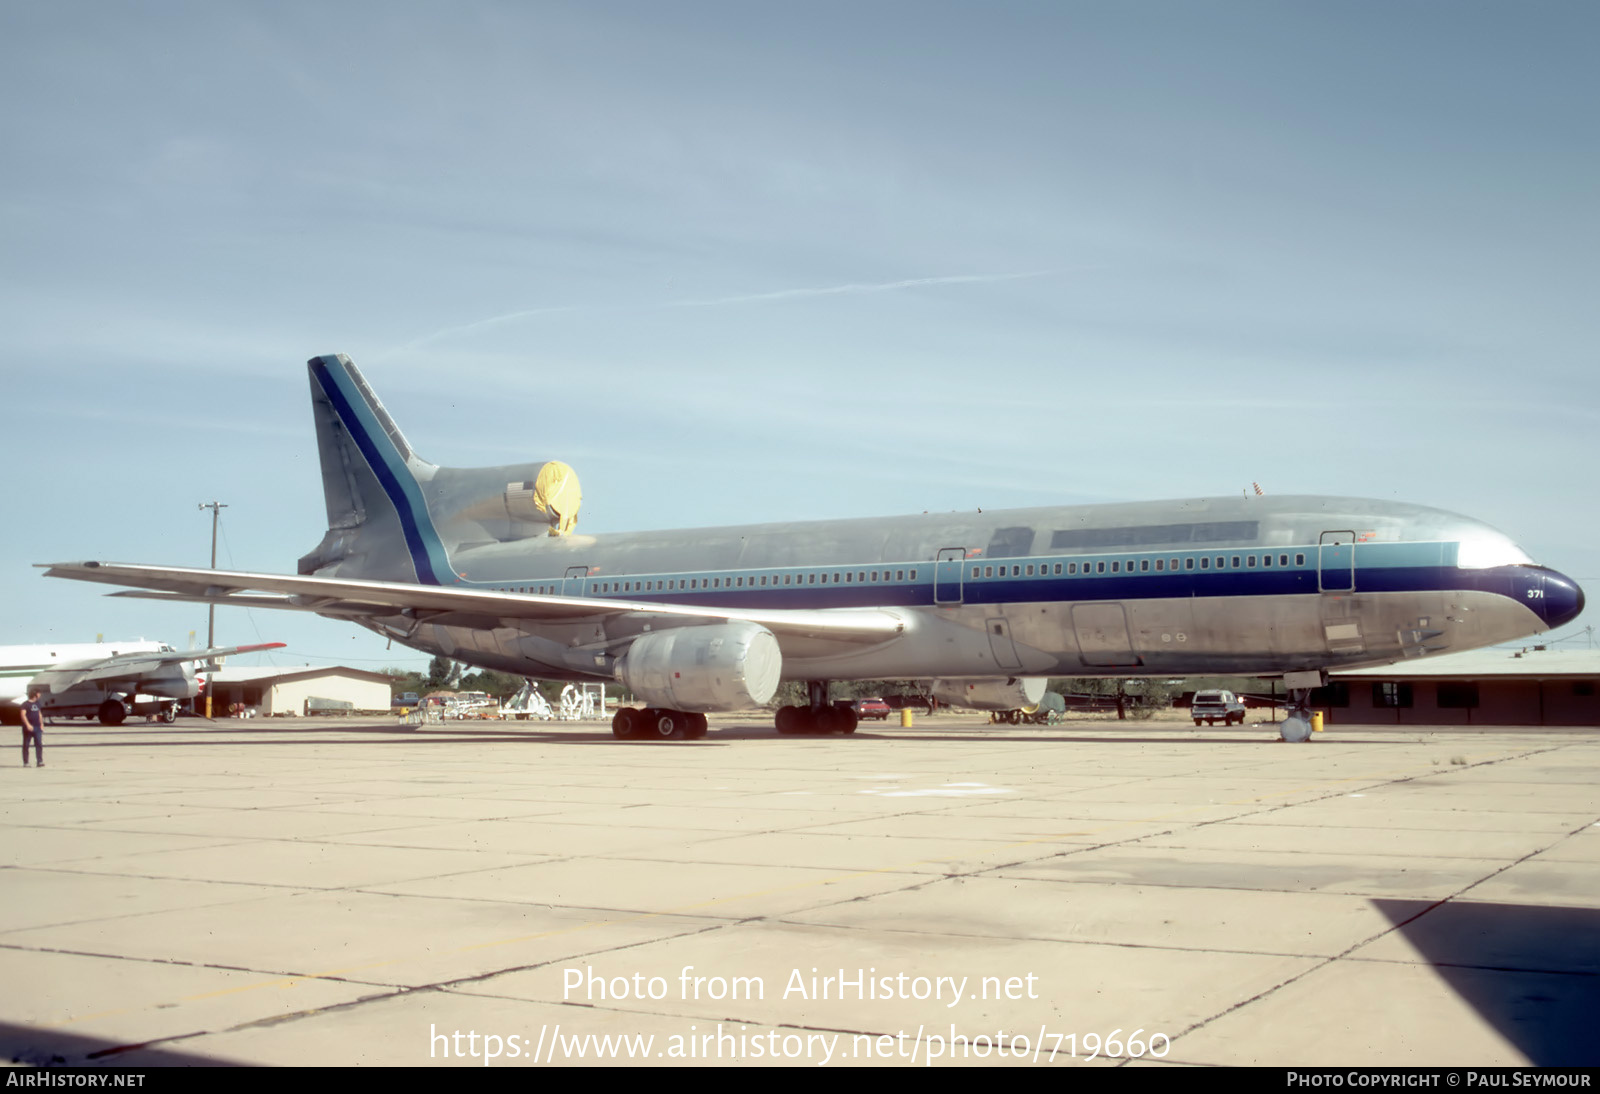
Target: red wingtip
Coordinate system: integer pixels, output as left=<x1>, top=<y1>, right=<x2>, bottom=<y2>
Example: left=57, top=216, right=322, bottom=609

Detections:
left=233, top=642, right=288, bottom=653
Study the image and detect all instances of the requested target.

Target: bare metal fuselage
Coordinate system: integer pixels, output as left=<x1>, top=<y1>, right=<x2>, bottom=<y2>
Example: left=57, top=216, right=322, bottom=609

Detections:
left=351, top=493, right=1574, bottom=685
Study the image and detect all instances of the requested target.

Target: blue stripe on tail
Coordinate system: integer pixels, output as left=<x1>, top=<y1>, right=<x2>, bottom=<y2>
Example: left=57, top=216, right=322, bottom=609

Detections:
left=308, top=356, right=450, bottom=586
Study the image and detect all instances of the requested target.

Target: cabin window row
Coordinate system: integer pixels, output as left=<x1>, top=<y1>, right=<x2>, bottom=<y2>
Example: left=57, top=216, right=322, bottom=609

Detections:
left=506, top=568, right=922, bottom=595
left=969, top=553, right=1306, bottom=579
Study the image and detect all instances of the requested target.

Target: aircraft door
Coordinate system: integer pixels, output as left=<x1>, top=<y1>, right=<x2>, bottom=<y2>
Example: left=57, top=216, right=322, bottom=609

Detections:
left=935, top=548, right=966, bottom=605
left=562, top=566, right=590, bottom=597
left=986, top=618, right=1023, bottom=671
left=1072, top=602, right=1141, bottom=667
left=1318, top=531, right=1356, bottom=593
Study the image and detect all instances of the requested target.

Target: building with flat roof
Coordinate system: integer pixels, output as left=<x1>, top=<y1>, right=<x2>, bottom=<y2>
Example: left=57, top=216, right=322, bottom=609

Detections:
left=204, top=665, right=393, bottom=716
left=1324, top=646, right=1600, bottom=726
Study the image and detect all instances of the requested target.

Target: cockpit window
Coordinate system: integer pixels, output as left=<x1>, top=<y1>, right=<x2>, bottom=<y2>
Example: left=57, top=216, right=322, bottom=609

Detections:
left=1457, top=536, right=1534, bottom=569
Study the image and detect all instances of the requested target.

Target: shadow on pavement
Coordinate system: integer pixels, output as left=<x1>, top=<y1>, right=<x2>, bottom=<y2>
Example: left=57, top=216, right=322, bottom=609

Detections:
left=1373, top=898, right=1600, bottom=1066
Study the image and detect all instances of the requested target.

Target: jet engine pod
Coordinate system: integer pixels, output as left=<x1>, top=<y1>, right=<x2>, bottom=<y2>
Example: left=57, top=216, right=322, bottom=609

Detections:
left=615, top=622, right=782, bottom=713
left=929, top=676, right=1048, bottom=711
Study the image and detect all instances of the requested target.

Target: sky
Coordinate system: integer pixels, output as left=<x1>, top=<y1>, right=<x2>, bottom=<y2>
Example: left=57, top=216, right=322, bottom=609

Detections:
left=3, top=0, right=1596, bottom=673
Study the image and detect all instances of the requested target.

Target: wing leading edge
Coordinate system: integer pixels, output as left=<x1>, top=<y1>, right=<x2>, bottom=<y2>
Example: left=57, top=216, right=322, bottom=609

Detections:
left=38, top=561, right=907, bottom=645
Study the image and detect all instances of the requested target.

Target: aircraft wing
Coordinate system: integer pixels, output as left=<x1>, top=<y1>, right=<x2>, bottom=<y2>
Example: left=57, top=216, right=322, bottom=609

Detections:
left=32, top=641, right=288, bottom=693
left=39, top=561, right=907, bottom=644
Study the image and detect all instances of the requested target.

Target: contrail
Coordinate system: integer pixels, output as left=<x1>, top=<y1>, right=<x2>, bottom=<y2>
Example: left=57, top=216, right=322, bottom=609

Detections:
left=666, top=270, right=1053, bottom=308
left=382, top=271, right=1051, bottom=356
left=379, top=306, right=578, bottom=358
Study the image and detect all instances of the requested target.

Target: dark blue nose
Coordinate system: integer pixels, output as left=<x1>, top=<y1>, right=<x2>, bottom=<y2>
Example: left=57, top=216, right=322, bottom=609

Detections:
left=1534, top=568, right=1586, bottom=629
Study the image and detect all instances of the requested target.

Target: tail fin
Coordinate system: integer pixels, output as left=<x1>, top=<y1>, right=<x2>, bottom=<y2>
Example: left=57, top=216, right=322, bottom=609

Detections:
left=300, top=354, right=449, bottom=583
left=298, top=354, right=580, bottom=585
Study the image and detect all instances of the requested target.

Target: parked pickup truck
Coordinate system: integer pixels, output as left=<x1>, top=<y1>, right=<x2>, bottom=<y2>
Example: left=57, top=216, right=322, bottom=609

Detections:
left=1191, top=690, right=1247, bottom=726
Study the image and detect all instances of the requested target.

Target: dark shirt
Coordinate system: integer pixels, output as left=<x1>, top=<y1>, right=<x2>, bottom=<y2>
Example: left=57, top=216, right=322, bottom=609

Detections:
left=20, top=699, right=43, bottom=731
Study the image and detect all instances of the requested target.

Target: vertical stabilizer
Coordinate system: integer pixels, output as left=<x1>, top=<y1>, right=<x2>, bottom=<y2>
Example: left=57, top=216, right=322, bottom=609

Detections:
left=299, top=355, right=448, bottom=584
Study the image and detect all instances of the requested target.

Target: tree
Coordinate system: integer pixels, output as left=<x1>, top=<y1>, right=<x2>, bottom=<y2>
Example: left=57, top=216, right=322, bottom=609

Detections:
left=383, top=666, right=428, bottom=700
left=425, top=655, right=454, bottom=690
left=458, top=668, right=526, bottom=702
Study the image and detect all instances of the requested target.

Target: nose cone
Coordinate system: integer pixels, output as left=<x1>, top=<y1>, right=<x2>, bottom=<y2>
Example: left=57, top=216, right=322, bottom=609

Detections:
left=1538, top=569, right=1586, bottom=629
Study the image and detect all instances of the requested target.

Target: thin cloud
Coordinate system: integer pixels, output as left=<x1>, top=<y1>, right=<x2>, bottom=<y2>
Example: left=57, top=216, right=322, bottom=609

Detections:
left=379, top=306, right=578, bottom=358
left=382, top=271, right=1053, bottom=356
left=666, top=270, right=1054, bottom=308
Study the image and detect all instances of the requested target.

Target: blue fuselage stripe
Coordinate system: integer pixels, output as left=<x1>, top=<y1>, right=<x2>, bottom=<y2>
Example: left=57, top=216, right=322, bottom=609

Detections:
left=493, top=556, right=1534, bottom=613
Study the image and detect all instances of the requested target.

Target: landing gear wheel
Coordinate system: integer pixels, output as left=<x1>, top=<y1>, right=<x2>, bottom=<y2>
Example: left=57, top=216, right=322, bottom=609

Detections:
left=648, top=709, right=686, bottom=740
left=776, top=706, right=804, bottom=734
left=98, top=699, right=127, bottom=726
left=839, top=707, right=859, bottom=735
left=612, top=708, right=639, bottom=739
left=1280, top=685, right=1316, bottom=743
left=1280, top=713, right=1313, bottom=743
left=687, top=713, right=708, bottom=739
left=161, top=705, right=177, bottom=724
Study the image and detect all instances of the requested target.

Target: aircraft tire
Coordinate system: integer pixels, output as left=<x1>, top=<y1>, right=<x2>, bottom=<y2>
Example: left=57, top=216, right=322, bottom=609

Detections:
left=775, top=706, right=803, bottom=734
left=612, top=708, right=639, bottom=739
left=646, top=709, right=685, bottom=740
left=839, top=707, right=858, bottom=735
left=98, top=699, right=127, bottom=726
left=1280, top=714, right=1314, bottom=743
left=688, top=713, right=708, bottom=739
left=161, top=705, right=177, bottom=724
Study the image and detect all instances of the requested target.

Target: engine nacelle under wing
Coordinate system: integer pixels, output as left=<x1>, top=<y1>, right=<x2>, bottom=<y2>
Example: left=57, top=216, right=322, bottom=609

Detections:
left=929, top=676, right=1048, bottom=711
left=615, top=622, right=782, bottom=713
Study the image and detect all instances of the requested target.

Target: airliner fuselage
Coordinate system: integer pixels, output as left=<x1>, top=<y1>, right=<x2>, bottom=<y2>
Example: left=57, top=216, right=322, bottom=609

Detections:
left=377, top=494, right=1580, bottom=684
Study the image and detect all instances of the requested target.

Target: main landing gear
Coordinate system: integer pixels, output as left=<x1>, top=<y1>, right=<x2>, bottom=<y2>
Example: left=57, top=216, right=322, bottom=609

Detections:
left=611, top=707, right=708, bottom=741
left=774, top=681, right=859, bottom=736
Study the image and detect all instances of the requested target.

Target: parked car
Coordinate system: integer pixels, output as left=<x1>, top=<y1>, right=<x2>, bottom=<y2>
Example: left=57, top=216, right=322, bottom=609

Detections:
left=1191, top=690, right=1247, bottom=726
left=852, top=697, right=892, bottom=720
left=391, top=692, right=420, bottom=708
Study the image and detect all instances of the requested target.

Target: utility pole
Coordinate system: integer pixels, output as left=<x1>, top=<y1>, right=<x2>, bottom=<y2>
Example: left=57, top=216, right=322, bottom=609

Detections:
left=197, top=502, right=227, bottom=647
left=198, top=502, right=226, bottom=720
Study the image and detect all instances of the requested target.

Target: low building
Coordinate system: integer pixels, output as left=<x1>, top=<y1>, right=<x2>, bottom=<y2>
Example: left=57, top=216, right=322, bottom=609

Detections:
left=1324, top=647, right=1600, bottom=726
left=204, top=666, right=393, bottom=716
